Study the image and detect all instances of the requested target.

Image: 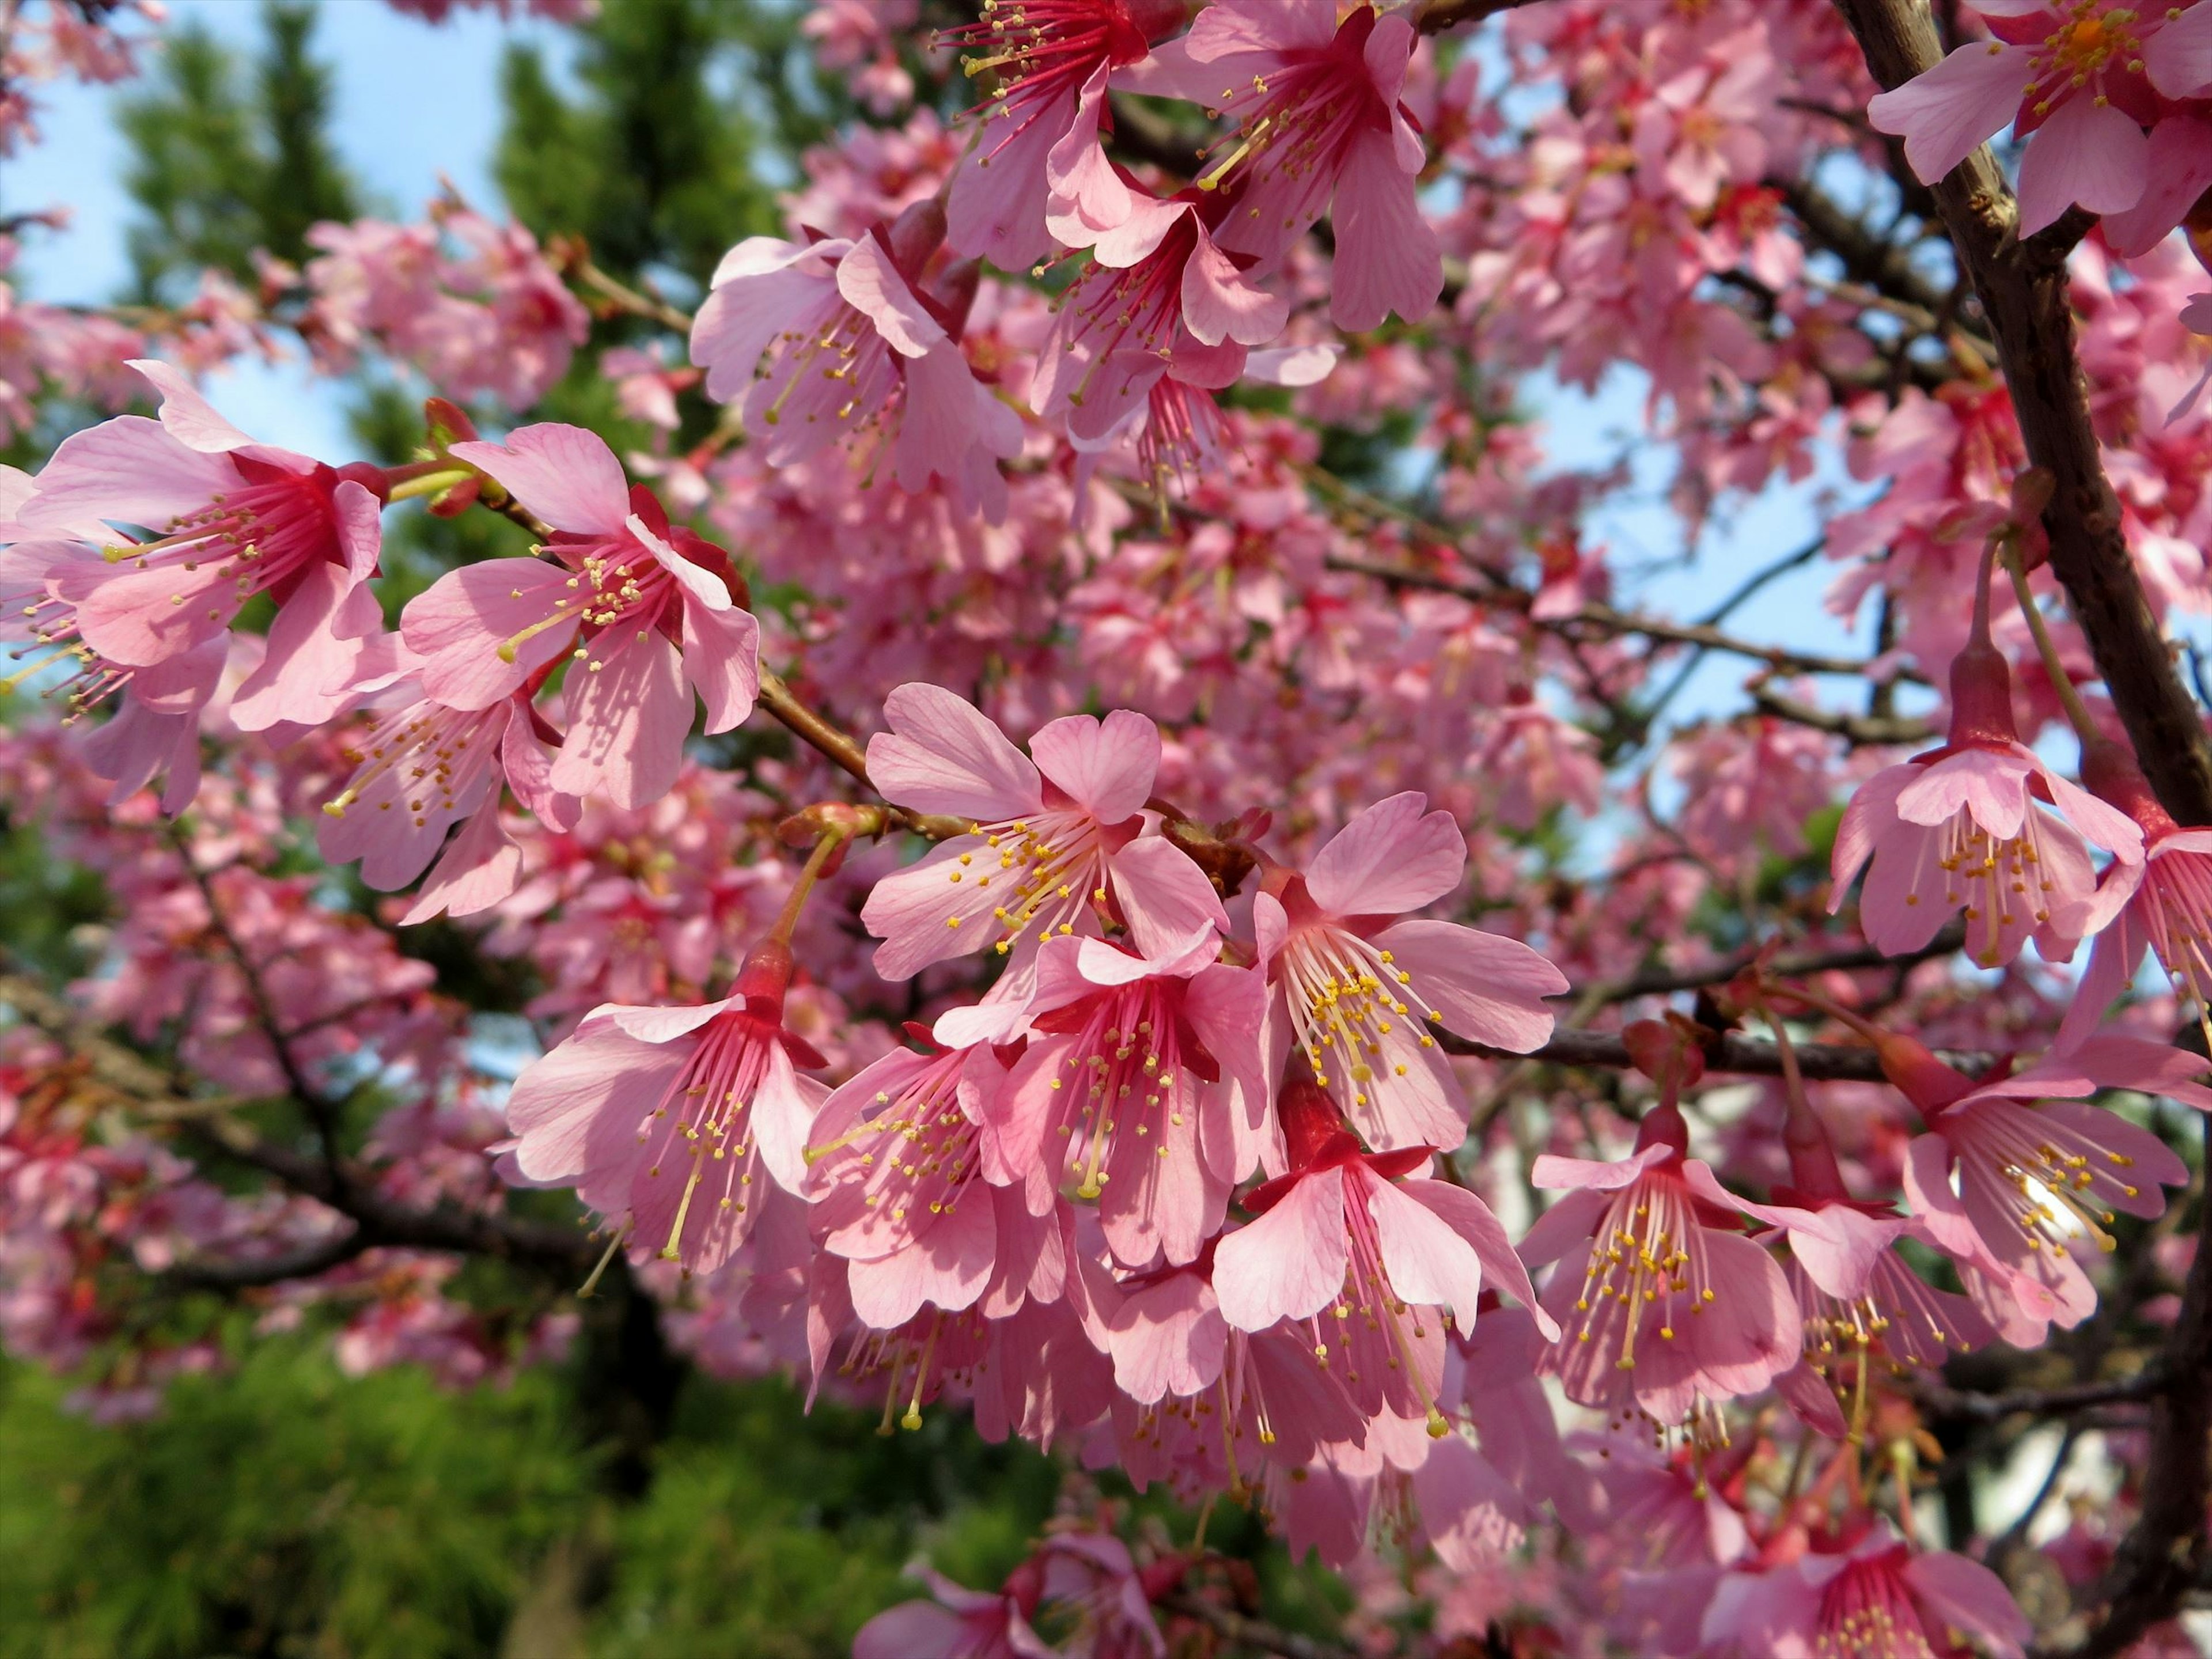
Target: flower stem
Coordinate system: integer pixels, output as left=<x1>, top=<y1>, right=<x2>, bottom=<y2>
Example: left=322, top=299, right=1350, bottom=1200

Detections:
left=2005, top=550, right=2103, bottom=747
left=767, top=820, right=853, bottom=947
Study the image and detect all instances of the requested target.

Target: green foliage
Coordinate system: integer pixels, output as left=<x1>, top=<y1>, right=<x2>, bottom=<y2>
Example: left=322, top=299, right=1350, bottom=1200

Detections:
left=118, top=1, right=358, bottom=300
left=0, top=1347, right=1071, bottom=1659
left=495, top=0, right=785, bottom=290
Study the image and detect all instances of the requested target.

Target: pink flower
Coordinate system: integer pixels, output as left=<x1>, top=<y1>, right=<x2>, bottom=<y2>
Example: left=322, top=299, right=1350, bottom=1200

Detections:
left=1521, top=1103, right=1801, bottom=1425
left=1866, top=2, right=2184, bottom=234
left=1830, top=638, right=2142, bottom=967
left=1211, top=1071, right=1552, bottom=1431
left=0, top=465, right=226, bottom=813
left=1702, top=1528, right=2029, bottom=1659
left=979, top=930, right=1262, bottom=1268
left=858, top=683, right=1227, bottom=979
left=400, top=422, right=759, bottom=810
left=1253, top=791, right=1566, bottom=1153
left=1134, top=0, right=1442, bottom=331
left=853, top=1562, right=1054, bottom=1659
left=804, top=1036, right=1054, bottom=1330
left=2058, top=740, right=2212, bottom=1044
left=317, top=688, right=578, bottom=925
left=502, top=942, right=829, bottom=1273
left=1031, top=190, right=1287, bottom=447
left=687, top=203, right=1021, bottom=517
left=940, top=0, right=1185, bottom=271
left=16, top=359, right=394, bottom=731
left=1885, top=1031, right=2210, bottom=1327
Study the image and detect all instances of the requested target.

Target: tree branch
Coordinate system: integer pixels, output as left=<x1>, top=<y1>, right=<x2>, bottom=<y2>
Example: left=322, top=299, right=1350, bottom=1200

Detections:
left=1829, top=5, right=2212, bottom=1650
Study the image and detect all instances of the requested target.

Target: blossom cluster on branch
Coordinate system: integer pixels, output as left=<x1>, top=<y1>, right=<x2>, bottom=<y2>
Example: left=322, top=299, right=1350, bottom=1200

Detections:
left=7, top=0, right=2212, bottom=1653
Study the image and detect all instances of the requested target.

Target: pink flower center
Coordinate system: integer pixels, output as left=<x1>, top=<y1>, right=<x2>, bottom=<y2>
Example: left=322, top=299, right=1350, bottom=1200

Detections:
left=840, top=1305, right=991, bottom=1432
left=1904, top=801, right=2059, bottom=968
left=1568, top=1169, right=1719, bottom=1375
left=812, top=1052, right=979, bottom=1236
left=1195, top=10, right=1388, bottom=196
left=949, top=0, right=1143, bottom=151
left=107, top=467, right=340, bottom=608
left=942, top=806, right=1109, bottom=955
left=1813, top=1552, right=1937, bottom=1659
left=2136, top=844, right=2212, bottom=1011
left=1944, top=1099, right=2141, bottom=1257
left=1311, top=1169, right=1451, bottom=1434
left=2025, top=5, right=2145, bottom=116
left=321, top=700, right=503, bottom=827
left=1044, top=976, right=1198, bottom=1199
left=635, top=1009, right=782, bottom=1262
left=495, top=536, right=681, bottom=668
left=1274, top=922, right=1443, bottom=1118
left=752, top=294, right=896, bottom=434
left=1059, top=212, right=1203, bottom=407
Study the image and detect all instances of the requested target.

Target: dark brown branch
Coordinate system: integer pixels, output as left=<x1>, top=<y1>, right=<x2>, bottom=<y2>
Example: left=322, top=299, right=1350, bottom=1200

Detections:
left=1414, top=0, right=1549, bottom=32
left=1751, top=687, right=1939, bottom=747
left=1575, top=921, right=1968, bottom=1004
left=1830, top=5, right=2212, bottom=1652
left=1912, top=1371, right=2166, bottom=1425
left=1327, top=555, right=1917, bottom=683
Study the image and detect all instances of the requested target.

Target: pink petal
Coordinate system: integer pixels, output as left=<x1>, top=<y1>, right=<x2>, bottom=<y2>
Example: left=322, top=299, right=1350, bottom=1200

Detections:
left=1180, top=224, right=1289, bottom=348
left=2151, top=2, right=2212, bottom=97
left=1029, top=707, right=1159, bottom=820
left=1901, top=1132, right=1982, bottom=1260
left=836, top=232, right=948, bottom=359
left=130, top=358, right=255, bottom=453
left=228, top=560, right=385, bottom=732
left=1373, top=917, right=1563, bottom=1051
left=1306, top=791, right=1465, bottom=917
left=862, top=840, right=996, bottom=980
left=1213, top=1166, right=1349, bottom=1331
left=1329, top=126, right=1443, bottom=332
left=1041, top=67, right=1131, bottom=250
left=402, top=558, right=577, bottom=710
left=1361, top=1169, right=1487, bottom=1335
left=1830, top=763, right=1916, bottom=904
left=2017, top=96, right=2149, bottom=236
left=1415, top=1435, right=1528, bottom=1572
left=867, top=682, right=1042, bottom=821
left=1399, top=1177, right=1558, bottom=1338
left=1086, top=192, right=1192, bottom=269
left=680, top=594, right=760, bottom=733
left=2041, top=767, right=2145, bottom=861
left=851, top=1601, right=970, bottom=1659
left=1105, top=1270, right=1227, bottom=1403
left=19, top=416, right=238, bottom=537
left=690, top=240, right=843, bottom=403
left=948, top=99, right=1061, bottom=271
left=1865, top=40, right=2028, bottom=183
left=751, top=1044, right=827, bottom=1196
left=400, top=796, right=524, bottom=925
left=1902, top=1552, right=2030, bottom=1659
left=845, top=1196, right=997, bottom=1328
left=450, top=423, right=631, bottom=537
left=1893, top=747, right=2030, bottom=835
left=1108, top=836, right=1229, bottom=958
left=2103, top=113, right=2212, bottom=254
left=549, top=630, right=692, bottom=808
left=505, top=1024, right=676, bottom=1184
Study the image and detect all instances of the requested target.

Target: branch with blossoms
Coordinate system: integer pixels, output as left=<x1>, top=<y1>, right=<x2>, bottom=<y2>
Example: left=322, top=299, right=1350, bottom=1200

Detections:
left=15, top=0, right=2212, bottom=1653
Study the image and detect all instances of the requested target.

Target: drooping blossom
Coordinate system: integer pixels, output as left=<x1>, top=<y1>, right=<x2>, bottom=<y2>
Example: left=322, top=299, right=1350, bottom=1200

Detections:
left=858, top=683, right=1228, bottom=980
left=979, top=929, right=1263, bottom=1268
left=16, top=359, right=395, bottom=731
left=1211, top=1069, right=1552, bottom=1431
left=804, top=1033, right=1054, bottom=1331
left=1134, top=0, right=1443, bottom=330
left=1702, top=1524, right=2029, bottom=1659
left=502, top=940, right=827, bottom=1272
left=317, top=687, right=578, bottom=925
left=1521, top=1097, right=1801, bottom=1425
left=0, top=464, right=224, bottom=813
left=687, top=201, right=1022, bottom=517
left=939, top=0, right=1186, bottom=271
left=1031, top=188, right=1289, bottom=448
left=400, top=422, right=759, bottom=809
left=2058, top=736, right=2212, bottom=1044
left=1254, top=791, right=1566, bottom=1153
left=1866, top=2, right=2199, bottom=234
left=1830, top=630, right=2141, bottom=967
left=1883, top=1029, right=2211, bottom=1327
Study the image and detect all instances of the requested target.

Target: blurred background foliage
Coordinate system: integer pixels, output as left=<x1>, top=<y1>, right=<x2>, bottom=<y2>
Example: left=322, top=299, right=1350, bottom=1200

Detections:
left=0, top=1, right=1357, bottom=1653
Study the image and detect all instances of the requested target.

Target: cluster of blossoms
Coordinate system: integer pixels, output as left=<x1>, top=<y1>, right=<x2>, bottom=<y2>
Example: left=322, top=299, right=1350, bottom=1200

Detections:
left=11, top=0, right=2212, bottom=1652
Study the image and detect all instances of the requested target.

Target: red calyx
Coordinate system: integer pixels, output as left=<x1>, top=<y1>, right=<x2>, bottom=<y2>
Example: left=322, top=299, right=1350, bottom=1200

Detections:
left=1945, top=639, right=2019, bottom=748
left=1871, top=1030, right=1976, bottom=1119
left=2081, top=735, right=2180, bottom=840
